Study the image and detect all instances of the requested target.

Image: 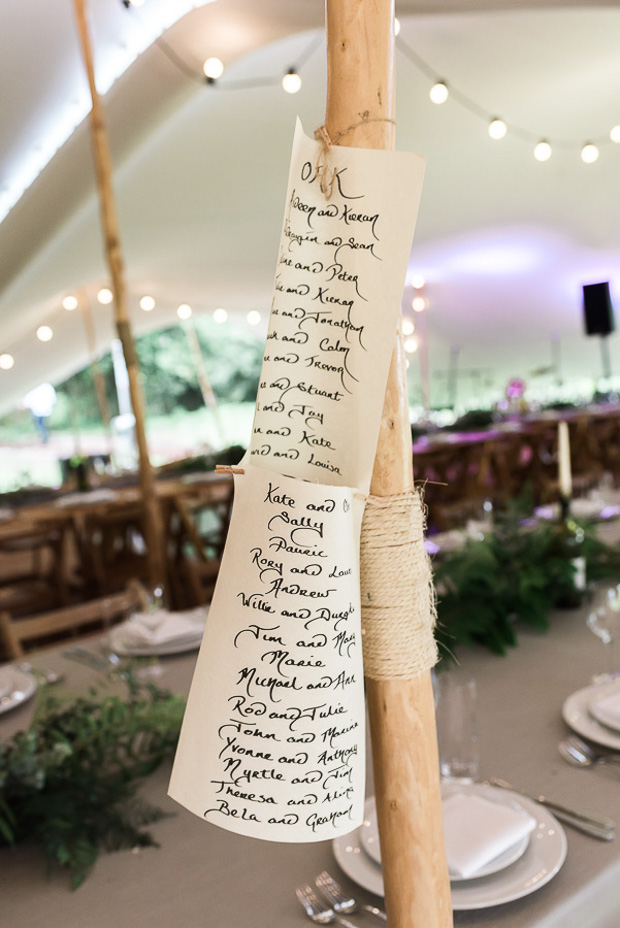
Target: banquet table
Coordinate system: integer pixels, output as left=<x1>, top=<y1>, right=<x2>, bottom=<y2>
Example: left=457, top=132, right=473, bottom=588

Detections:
left=2, top=599, right=620, bottom=928
left=0, top=472, right=233, bottom=605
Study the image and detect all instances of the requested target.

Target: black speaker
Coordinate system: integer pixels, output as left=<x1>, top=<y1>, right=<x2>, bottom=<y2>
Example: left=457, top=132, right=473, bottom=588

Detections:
left=583, top=281, right=615, bottom=336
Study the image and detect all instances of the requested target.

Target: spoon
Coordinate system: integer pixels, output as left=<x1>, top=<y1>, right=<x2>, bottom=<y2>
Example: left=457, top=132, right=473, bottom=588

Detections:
left=559, top=735, right=620, bottom=768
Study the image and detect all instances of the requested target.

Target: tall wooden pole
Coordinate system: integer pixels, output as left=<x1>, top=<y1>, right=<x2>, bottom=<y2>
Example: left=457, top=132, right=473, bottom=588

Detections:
left=72, top=0, right=166, bottom=589
left=325, top=3, right=452, bottom=926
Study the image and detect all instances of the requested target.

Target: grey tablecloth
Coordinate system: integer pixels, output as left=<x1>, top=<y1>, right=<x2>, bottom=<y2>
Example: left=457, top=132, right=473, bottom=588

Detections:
left=2, top=597, right=620, bottom=927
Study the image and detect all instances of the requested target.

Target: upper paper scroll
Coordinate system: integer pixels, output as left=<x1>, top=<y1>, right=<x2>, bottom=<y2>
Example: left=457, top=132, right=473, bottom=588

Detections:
left=244, top=120, right=425, bottom=494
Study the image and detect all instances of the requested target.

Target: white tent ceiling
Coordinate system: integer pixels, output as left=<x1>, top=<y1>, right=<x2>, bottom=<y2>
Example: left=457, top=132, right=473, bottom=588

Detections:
left=1, top=0, right=619, bottom=415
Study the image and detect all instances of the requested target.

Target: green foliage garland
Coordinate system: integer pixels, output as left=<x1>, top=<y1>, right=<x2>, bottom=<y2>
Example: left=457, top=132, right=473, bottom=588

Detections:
left=0, top=672, right=184, bottom=889
left=433, top=514, right=620, bottom=662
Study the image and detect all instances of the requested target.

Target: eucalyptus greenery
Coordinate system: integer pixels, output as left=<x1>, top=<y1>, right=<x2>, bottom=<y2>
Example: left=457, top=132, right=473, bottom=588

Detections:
left=0, top=671, right=185, bottom=889
left=434, top=511, right=620, bottom=662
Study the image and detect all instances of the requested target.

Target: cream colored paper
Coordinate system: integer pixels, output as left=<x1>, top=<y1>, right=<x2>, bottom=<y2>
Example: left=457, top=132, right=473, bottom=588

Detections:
left=244, top=119, right=425, bottom=493
left=169, top=465, right=366, bottom=842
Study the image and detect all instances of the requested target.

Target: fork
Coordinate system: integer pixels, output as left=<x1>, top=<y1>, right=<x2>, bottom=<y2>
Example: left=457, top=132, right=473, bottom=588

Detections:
left=316, top=871, right=387, bottom=921
left=565, top=734, right=620, bottom=765
left=296, top=884, right=358, bottom=927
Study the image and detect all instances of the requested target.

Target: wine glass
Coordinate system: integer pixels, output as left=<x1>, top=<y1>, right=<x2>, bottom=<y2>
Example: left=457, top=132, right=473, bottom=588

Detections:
left=586, top=585, right=620, bottom=683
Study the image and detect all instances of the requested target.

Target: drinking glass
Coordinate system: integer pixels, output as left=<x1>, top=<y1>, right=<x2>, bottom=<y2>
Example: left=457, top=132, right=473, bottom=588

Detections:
left=587, top=585, right=620, bottom=683
left=435, top=675, right=479, bottom=782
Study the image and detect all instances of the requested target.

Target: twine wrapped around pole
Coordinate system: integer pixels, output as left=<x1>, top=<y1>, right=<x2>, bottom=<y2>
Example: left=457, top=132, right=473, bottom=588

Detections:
left=361, top=489, right=437, bottom=681
left=324, top=1, right=452, bottom=925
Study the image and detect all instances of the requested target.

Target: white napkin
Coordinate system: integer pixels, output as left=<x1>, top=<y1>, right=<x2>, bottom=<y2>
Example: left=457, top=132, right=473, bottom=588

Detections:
left=114, top=608, right=206, bottom=647
left=442, top=792, right=536, bottom=879
left=589, top=687, right=620, bottom=730
left=572, top=498, right=604, bottom=519
left=431, top=530, right=466, bottom=553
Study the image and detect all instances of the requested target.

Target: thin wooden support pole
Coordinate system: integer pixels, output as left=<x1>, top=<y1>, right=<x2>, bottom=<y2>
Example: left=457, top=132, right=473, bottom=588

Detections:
left=182, top=320, right=226, bottom=446
left=325, top=3, right=452, bottom=926
left=72, top=0, right=166, bottom=589
left=78, top=289, right=112, bottom=432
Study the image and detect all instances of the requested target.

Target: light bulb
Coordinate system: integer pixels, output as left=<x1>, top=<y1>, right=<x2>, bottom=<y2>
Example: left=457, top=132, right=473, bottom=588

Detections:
left=581, top=143, right=599, bottom=164
left=282, top=70, right=302, bottom=94
left=62, top=295, right=78, bottom=310
left=97, top=287, right=113, bottom=304
left=404, top=336, right=419, bottom=354
left=394, top=18, right=401, bottom=36
left=610, top=126, right=620, bottom=144
left=411, top=274, right=425, bottom=290
left=488, top=118, right=507, bottom=140
left=429, top=82, right=449, bottom=105
left=139, top=295, right=155, bottom=311
left=247, top=310, right=261, bottom=326
left=36, top=325, right=53, bottom=342
left=0, top=353, right=15, bottom=370
left=412, top=296, right=426, bottom=313
left=213, top=308, right=228, bottom=324
left=203, top=57, right=224, bottom=80
left=177, top=303, right=192, bottom=320
left=534, top=141, right=552, bottom=162
left=402, top=319, right=416, bottom=336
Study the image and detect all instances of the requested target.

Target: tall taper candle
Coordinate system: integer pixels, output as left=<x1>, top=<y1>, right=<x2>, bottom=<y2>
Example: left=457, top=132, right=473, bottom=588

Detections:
left=558, top=421, right=572, bottom=499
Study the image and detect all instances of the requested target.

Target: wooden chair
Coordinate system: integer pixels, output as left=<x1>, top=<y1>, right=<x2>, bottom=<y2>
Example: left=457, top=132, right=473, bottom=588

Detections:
left=78, top=503, right=151, bottom=595
left=415, top=438, right=495, bottom=530
left=165, top=482, right=233, bottom=608
left=0, top=581, right=146, bottom=660
left=0, top=518, right=71, bottom=617
left=592, top=413, right=620, bottom=486
left=569, top=416, right=603, bottom=496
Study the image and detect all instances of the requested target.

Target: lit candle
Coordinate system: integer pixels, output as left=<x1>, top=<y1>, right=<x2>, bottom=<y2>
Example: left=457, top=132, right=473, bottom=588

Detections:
left=558, top=421, right=572, bottom=499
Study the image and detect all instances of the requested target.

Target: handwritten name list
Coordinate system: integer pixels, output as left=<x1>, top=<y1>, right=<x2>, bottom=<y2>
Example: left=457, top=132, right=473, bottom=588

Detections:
left=169, top=465, right=366, bottom=841
left=244, top=119, right=425, bottom=493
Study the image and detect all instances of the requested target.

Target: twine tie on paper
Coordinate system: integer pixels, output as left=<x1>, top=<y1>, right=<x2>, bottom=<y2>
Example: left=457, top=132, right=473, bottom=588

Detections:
left=313, top=113, right=397, bottom=199
left=360, top=488, right=438, bottom=680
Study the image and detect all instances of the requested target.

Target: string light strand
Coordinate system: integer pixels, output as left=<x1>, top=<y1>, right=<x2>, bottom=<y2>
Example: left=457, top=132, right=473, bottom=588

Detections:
left=396, top=33, right=618, bottom=155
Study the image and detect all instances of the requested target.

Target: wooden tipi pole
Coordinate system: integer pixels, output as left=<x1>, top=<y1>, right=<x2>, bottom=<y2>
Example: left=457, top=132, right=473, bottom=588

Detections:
left=324, top=3, right=452, bottom=926
left=72, top=0, right=166, bottom=589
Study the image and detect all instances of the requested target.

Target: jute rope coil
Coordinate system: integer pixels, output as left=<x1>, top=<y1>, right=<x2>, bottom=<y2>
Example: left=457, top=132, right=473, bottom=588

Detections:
left=360, top=488, right=438, bottom=680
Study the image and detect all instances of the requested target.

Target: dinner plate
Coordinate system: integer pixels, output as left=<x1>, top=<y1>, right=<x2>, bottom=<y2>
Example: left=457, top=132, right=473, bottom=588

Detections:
left=0, top=666, right=37, bottom=715
left=333, top=791, right=567, bottom=911
left=359, top=787, right=530, bottom=880
left=563, top=681, right=620, bottom=748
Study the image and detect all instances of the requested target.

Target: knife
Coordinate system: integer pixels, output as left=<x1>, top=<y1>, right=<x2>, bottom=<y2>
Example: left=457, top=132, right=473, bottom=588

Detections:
left=62, top=647, right=111, bottom=671
left=487, top=777, right=615, bottom=839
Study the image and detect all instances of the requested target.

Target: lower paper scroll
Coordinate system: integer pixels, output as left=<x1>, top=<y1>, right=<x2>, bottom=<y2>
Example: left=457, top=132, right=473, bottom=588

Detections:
left=168, top=464, right=366, bottom=842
